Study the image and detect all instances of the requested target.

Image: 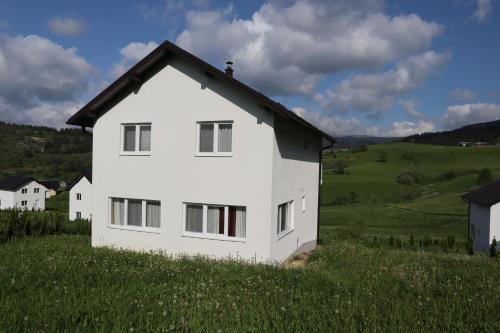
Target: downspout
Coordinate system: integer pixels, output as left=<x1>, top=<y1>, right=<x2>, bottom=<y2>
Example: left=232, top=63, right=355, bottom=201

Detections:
left=317, top=142, right=334, bottom=244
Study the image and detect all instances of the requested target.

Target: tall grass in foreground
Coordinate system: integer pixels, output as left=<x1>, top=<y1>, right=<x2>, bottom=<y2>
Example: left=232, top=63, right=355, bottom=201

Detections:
left=0, top=232, right=499, bottom=332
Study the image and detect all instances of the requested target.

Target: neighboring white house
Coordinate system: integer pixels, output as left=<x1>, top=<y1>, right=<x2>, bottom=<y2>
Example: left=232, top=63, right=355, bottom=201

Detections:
left=0, top=176, right=48, bottom=211
left=463, top=180, right=500, bottom=251
left=68, top=171, right=92, bottom=221
left=66, top=41, right=335, bottom=264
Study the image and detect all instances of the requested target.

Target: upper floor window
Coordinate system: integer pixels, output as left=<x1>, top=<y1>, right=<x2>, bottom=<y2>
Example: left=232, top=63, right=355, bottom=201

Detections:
left=197, top=122, right=232, bottom=156
left=76, top=193, right=82, bottom=201
left=34, top=188, right=40, bottom=194
left=21, top=188, right=27, bottom=194
left=122, top=123, right=151, bottom=154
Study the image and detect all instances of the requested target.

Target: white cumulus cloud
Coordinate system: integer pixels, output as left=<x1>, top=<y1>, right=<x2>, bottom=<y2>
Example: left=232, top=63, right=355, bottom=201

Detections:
left=471, top=0, right=493, bottom=22
left=367, top=120, right=435, bottom=137
left=0, top=33, right=93, bottom=127
left=292, top=107, right=364, bottom=136
left=398, top=99, right=424, bottom=118
left=443, top=103, right=500, bottom=128
left=175, top=0, right=442, bottom=96
left=449, top=88, right=477, bottom=101
left=48, top=17, right=86, bottom=36
left=110, top=41, right=159, bottom=78
left=314, top=51, right=449, bottom=118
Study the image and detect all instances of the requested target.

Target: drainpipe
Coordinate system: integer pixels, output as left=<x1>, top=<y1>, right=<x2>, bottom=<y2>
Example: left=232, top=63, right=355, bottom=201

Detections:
left=317, top=142, right=334, bottom=244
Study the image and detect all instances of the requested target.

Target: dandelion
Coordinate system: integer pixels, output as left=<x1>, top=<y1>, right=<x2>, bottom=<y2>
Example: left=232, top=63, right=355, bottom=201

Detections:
left=159, top=301, right=164, bottom=306
left=335, top=309, right=339, bottom=314
left=281, top=306, right=286, bottom=311
left=23, top=316, right=28, bottom=321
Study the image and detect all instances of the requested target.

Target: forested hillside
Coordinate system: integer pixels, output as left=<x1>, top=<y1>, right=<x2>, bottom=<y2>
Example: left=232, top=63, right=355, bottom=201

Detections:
left=401, top=119, right=500, bottom=145
left=0, top=122, right=91, bottom=182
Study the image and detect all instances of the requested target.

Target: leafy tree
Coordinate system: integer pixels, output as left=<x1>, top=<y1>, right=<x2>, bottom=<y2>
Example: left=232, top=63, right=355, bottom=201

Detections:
left=490, top=238, right=497, bottom=258
left=476, top=168, right=493, bottom=185
left=377, top=151, right=388, bottom=162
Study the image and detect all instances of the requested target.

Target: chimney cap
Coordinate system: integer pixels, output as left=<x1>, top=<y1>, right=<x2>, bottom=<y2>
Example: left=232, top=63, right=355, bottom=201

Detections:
left=225, top=61, right=234, bottom=77
left=226, top=61, right=234, bottom=66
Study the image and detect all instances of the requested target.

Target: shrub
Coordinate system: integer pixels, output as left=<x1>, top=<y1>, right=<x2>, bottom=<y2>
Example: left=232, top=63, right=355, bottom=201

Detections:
left=396, top=170, right=423, bottom=186
left=490, top=238, right=497, bottom=258
left=435, top=171, right=457, bottom=182
left=376, top=151, right=388, bottom=162
left=476, top=168, right=493, bottom=185
left=330, top=191, right=360, bottom=205
left=466, top=239, right=474, bottom=255
left=352, top=145, right=367, bottom=153
left=333, top=159, right=347, bottom=174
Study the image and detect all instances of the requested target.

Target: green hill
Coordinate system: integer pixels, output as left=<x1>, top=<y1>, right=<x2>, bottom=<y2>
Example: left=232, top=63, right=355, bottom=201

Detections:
left=0, top=122, right=91, bottom=182
left=320, top=143, right=500, bottom=240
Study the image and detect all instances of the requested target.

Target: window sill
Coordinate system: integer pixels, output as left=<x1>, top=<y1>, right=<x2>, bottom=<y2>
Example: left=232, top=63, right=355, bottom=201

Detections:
left=277, top=228, right=294, bottom=241
left=182, top=232, right=246, bottom=243
left=119, top=152, right=151, bottom=156
left=195, top=152, right=233, bottom=157
left=108, top=225, right=161, bottom=234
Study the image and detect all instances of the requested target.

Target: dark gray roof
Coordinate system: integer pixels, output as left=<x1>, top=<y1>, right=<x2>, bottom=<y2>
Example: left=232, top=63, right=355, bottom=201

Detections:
left=462, top=180, right=500, bottom=206
left=66, top=40, right=335, bottom=145
left=39, top=180, right=61, bottom=191
left=0, top=176, right=38, bottom=191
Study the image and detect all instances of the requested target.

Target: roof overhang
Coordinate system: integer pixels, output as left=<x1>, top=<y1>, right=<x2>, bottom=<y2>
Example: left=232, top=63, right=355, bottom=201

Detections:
left=67, top=41, right=335, bottom=145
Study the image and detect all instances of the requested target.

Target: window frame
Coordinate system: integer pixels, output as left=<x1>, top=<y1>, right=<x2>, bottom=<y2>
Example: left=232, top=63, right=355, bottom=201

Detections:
left=182, top=202, right=246, bottom=242
left=195, top=121, right=233, bottom=157
left=277, top=200, right=295, bottom=239
left=21, top=188, right=27, bottom=194
left=120, top=123, right=152, bottom=156
left=34, top=188, right=40, bottom=194
left=108, top=197, right=161, bottom=233
left=21, top=200, right=28, bottom=207
left=76, top=211, right=82, bottom=219
left=76, top=193, right=82, bottom=201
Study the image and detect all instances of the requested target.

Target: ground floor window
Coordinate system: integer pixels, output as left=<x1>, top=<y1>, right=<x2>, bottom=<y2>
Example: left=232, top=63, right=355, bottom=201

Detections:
left=76, top=212, right=81, bottom=219
left=277, top=201, right=294, bottom=235
left=110, top=198, right=161, bottom=229
left=184, top=203, right=246, bottom=239
left=21, top=200, right=27, bottom=207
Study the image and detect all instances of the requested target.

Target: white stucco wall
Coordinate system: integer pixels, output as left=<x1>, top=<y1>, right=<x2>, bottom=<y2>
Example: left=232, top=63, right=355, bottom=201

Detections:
left=469, top=203, right=491, bottom=251
left=270, top=117, right=321, bottom=263
left=489, top=202, right=500, bottom=250
left=69, top=177, right=92, bottom=220
left=11, top=181, right=47, bottom=211
left=92, top=57, right=278, bottom=262
left=0, top=190, right=14, bottom=209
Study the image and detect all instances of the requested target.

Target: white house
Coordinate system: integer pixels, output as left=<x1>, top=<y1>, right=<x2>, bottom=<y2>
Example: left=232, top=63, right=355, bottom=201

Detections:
left=66, top=41, right=335, bottom=264
left=68, top=171, right=92, bottom=221
left=463, top=180, right=500, bottom=251
left=0, top=176, right=48, bottom=211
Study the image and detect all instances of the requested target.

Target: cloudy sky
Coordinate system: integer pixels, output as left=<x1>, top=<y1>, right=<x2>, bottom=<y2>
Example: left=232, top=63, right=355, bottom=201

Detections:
left=0, top=0, right=499, bottom=136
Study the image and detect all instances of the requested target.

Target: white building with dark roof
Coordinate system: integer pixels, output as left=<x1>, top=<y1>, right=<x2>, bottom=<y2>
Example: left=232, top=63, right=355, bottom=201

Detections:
left=66, top=41, right=335, bottom=264
left=68, top=171, right=92, bottom=221
left=0, top=176, right=48, bottom=211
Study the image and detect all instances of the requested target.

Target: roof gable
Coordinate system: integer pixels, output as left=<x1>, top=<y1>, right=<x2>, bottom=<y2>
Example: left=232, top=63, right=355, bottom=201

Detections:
left=66, top=40, right=335, bottom=145
left=68, top=170, right=92, bottom=191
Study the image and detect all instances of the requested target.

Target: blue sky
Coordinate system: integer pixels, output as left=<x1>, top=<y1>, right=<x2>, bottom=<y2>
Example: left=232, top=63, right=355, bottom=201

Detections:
left=0, top=0, right=499, bottom=136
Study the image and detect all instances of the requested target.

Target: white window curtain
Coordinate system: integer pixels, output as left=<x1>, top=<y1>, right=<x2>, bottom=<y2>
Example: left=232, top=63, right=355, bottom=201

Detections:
left=139, top=125, right=151, bottom=151
left=186, top=205, right=203, bottom=233
left=124, top=126, right=136, bottom=151
left=111, top=198, right=125, bottom=225
left=234, top=207, right=246, bottom=238
left=218, top=124, right=232, bottom=152
left=128, top=200, right=142, bottom=226
left=199, top=124, right=214, bottom=152
left=207, top=206, right=222, bottom=234
left=146, top=201, right=161, bottom=228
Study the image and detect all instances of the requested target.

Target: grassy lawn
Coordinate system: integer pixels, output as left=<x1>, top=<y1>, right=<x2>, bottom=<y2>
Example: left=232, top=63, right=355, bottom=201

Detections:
left=0, top=234, right=499, bottom=331
left=320, top=143, right=500, bottom=240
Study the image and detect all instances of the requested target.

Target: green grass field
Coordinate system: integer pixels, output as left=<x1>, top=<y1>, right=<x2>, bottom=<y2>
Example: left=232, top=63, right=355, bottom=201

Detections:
left=2, top=143, right=500, bottom=331
left=321, top=143, right=500, bottom=241
left=0, top=234, right=499, bottom=332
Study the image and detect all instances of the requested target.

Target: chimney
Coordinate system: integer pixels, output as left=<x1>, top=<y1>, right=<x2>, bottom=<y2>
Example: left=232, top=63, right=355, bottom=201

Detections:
left=225, top=61, right=234, bottom=77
